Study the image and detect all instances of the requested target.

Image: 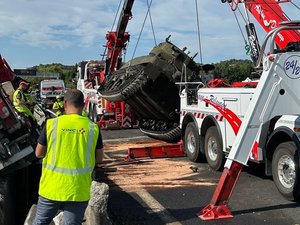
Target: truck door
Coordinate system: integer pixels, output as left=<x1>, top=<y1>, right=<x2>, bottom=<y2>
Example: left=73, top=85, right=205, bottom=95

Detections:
left=223, top=97, right=238, bottom=153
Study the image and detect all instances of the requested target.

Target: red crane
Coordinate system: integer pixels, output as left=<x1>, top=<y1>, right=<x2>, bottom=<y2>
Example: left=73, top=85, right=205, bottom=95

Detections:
left=98, top=0, right=136, bottom=128
left=226, top=0, right=300, bottom=64
left=243, top=0, right=300, bottom=49
left=103, top=0, right=134, bottom=76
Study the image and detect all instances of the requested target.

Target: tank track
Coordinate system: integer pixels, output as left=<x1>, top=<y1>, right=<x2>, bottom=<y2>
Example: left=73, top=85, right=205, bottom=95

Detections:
left=99, top=64, right=147, bottom=102
left=99, top=40, right=200, bottom=142
left=139, top=119, right=181, bottom=143
left=100, top=63, right=181, bottom=122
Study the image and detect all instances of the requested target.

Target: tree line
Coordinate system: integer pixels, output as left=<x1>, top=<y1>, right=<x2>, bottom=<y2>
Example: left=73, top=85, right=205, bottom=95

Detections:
left=23, top=59, right=255, bottom=89
left=24, top=63, right=77, bottom=89
left=212, top=59, right=255, bottom=83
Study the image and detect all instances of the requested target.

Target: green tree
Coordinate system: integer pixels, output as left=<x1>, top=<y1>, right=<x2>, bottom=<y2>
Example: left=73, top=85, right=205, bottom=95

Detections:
left=29, top=63, right=77, bottom=88
left=213, top=59, right=255, bottom=83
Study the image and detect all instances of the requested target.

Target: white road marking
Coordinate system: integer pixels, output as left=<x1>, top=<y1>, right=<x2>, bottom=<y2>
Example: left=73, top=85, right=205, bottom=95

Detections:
left=136, top=189, right=183, bottom=225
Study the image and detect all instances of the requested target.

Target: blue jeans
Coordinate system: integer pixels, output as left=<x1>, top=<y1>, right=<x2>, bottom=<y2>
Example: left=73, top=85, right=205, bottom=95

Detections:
left=32, top=196, right=88, bottom=225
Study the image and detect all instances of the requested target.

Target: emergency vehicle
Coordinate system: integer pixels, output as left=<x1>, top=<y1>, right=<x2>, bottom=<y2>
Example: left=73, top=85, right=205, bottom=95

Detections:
left=40, top=79, right=66, bottom=108
left=76, top=0, right=137, bottom=128
left=76, top=60, right=105, bottom=122
left=179, top=0, right=300, bottom=220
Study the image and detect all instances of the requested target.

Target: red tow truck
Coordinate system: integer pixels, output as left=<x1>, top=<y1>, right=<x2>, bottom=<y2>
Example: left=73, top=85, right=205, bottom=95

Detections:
left=76, top=0, right=137, bottom=129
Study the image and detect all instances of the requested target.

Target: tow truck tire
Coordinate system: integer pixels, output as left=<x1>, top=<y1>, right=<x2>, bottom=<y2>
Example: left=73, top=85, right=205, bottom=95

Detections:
left=204, top=126, right=224, bottom=171
left=184, top=122, right=203, bottom=162
left=272, top=141, right=300, bottom=201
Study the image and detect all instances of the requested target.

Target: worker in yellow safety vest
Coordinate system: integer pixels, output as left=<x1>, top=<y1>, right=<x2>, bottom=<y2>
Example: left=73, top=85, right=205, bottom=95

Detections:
left=13, top=81, right=35, bottom=121
left=52, top=95, right=64, bottom=116
left=33, top=89, right=104, bottom=225
left=23, top=84, right=35, bottom=114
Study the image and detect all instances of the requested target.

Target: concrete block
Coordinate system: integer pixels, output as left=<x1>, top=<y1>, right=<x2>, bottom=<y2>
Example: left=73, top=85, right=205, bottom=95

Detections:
left=83, top=181, right=112, bottom=225
left=24, top=181, right=111, bottom=225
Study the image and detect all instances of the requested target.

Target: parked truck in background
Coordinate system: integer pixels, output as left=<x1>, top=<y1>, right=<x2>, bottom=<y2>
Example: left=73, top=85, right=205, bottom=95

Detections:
left=76, top=60, right=105, bottom=122
left=39, top=79, right=66, bottom=108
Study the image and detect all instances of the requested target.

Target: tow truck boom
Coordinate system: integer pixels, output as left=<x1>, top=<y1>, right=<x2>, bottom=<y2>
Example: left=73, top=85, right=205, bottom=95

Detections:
left=104, top=0, right=134, bottom=75
left=243, top=0, right=300, bottom=49
left=225, top=0, right=300, bottom=63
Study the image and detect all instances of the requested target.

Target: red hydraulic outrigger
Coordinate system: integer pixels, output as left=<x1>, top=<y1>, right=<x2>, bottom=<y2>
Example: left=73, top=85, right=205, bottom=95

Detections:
left=199, top=0, right=300, bottom=220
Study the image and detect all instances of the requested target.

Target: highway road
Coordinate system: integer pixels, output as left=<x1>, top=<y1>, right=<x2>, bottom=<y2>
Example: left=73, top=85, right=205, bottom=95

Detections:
left=98, top=129, right=300, bottom=225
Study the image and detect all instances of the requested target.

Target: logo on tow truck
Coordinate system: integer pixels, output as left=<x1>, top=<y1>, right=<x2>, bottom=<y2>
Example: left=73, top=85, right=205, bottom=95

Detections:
left=284, top=55, right=300, bottom=79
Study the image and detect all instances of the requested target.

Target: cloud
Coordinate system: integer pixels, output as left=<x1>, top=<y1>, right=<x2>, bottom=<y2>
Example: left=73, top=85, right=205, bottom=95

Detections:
left=124, top=0, right=243, bottom=63
left=0, top=0, right=299, bottom=68
left=0, top=0, right=120, bottom=48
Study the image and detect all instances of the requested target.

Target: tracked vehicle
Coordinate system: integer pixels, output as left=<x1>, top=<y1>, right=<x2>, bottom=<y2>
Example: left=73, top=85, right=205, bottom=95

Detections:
left=99, top=37, right=203, bottom=142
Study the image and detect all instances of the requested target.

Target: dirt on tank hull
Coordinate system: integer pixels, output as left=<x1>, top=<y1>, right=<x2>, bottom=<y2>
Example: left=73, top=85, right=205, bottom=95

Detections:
left=99, top=38, right=200, bottom=142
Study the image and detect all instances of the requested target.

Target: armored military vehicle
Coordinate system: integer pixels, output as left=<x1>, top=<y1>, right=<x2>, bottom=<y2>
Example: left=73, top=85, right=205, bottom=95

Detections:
left=99, top=37, right=205, bottom=142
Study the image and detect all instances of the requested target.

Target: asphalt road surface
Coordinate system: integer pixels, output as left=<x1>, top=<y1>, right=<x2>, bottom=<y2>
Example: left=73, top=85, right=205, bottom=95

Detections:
left=98, top=129, right=300, bottom=225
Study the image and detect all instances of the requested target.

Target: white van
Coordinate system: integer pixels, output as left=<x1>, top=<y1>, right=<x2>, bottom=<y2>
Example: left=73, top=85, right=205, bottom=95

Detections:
left=40, top=80, right=65, bottom=99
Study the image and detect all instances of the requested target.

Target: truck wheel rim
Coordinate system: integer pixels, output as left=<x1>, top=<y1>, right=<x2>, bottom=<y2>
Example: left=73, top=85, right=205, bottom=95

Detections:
left=187, top=132, right=195, bottom=154
left=278, top=155, right=295, bottom=189
left=208, top=137, right=218, bottom=161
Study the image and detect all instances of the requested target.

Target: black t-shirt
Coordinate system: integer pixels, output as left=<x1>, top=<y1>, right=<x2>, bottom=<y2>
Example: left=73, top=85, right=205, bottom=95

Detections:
left=38, top=123, right=103, bottom=149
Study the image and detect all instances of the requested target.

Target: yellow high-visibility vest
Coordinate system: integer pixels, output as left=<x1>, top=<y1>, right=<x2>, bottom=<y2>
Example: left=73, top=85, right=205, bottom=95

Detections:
left=39, top=114, right=99, bottom=201
left=52, top=100, right=64, bottom=116
left=13, top=89, right=35, bottom=119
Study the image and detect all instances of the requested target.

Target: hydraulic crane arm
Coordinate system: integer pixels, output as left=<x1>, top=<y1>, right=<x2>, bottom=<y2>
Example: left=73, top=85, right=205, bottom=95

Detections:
left=116, top=0, right=134, bottom=39
left=223, top=0, right=300, bottom=63
left=243, top=0, right=300, bottom=49
left=104, top=0, right=134, bottom=75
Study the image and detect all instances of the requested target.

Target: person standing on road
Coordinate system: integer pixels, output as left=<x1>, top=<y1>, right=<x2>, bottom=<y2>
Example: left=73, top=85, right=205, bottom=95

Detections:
left=52, top=95, right=64, bottom=116
left=33, top=89, right=104, bottom=225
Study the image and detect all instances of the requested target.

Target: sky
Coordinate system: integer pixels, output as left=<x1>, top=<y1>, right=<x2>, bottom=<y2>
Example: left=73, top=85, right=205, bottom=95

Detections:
left=0, top=0, right=299, bottom=69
